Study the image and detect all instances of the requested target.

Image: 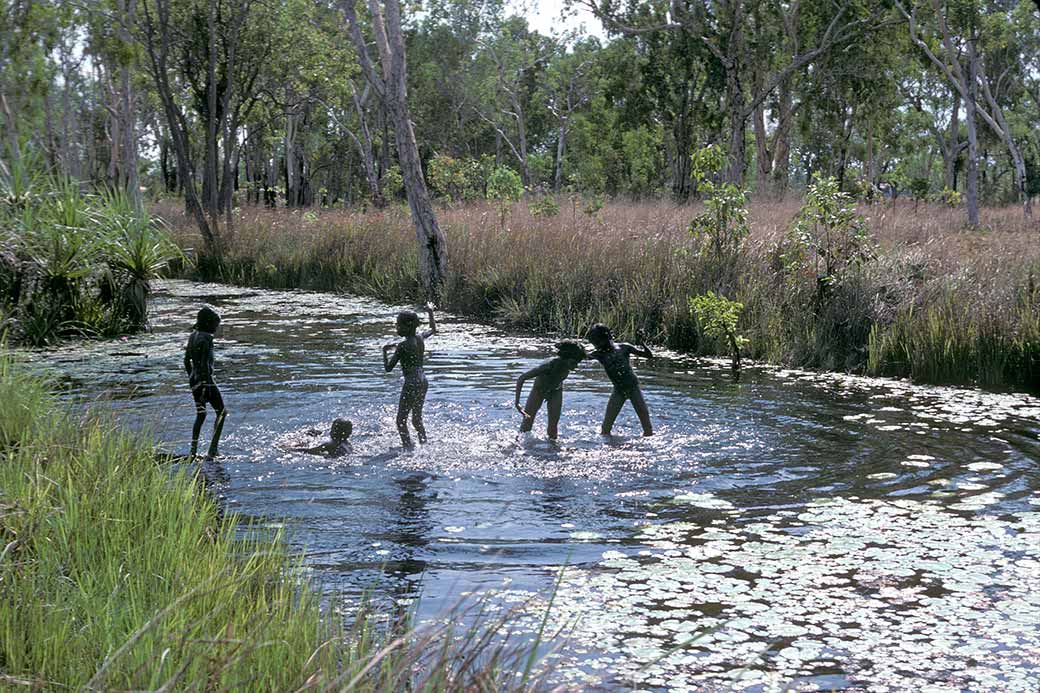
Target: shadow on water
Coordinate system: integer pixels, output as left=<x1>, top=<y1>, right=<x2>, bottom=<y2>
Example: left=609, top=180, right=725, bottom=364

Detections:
left=21, top=279, right=1040, bottom=691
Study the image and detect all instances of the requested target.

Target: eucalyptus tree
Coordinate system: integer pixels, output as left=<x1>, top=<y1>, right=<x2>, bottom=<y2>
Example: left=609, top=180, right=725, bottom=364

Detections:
left=342, top=0, right=448, bottom=298
left=581, top=0, right=875, bottom=187
left=136, top=0, right=276, bottom=244
left=897, top=0, right=1033, bottom=222
left=0, top=0, right=63, bottom=165
left=474, top=15, right=554, bottom=187
left=542, top=37, right=600, bottom=191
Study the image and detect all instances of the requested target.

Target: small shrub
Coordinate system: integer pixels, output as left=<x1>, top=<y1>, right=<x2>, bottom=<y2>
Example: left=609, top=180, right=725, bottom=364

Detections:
left=690, top=291, right=748, bottom=374
left=935, top=187, right=962, bottom=207
left=689, top=145, right=750, bottom=290
left=487, top=166, right=524, bottom=227
left=781, top=176, right=874, bottom=311
left=581, top=193, right=603, bottom=217
left=384, top=165, right=404, bottom=200
left=530, top=195, right=560, bottom=218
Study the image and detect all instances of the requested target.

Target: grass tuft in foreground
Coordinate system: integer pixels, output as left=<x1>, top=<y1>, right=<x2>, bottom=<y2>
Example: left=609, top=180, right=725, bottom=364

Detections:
left=0, top=354, right=560, bottom=690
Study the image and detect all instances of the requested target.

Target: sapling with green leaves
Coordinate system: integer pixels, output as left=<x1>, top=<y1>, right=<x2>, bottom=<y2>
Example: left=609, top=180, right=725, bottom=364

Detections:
left=689, top=145, right=750, bottom=288
left=487, top=165, right=524, bottom=228
left=690, top=291, right=749, bottom=375
left=781, top=176, right=874, bottom=310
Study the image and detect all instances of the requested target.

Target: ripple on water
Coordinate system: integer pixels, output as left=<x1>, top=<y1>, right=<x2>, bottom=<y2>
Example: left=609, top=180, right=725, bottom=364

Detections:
left=17, top=280, right=1040, bottom=690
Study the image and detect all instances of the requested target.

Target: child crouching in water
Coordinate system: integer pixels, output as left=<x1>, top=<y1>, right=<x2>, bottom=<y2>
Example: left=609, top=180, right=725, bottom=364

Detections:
left=291, top=418, right=353, bottom=458
left=514, top=340, right=586, bottom=440
left=383, top=304, right=437, bottom=448
left=587, top=323, right=654, bottom=437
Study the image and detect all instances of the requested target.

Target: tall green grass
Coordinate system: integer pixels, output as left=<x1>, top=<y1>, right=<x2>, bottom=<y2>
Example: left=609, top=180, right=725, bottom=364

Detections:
left=163, top=199, right=1040, bottom=391
left=0, top=355, right=561, bottom=690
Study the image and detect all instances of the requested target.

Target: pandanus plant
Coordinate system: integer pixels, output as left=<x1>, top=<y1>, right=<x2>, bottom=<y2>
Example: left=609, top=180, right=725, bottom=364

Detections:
left=98, top=188, right=182, bottom=329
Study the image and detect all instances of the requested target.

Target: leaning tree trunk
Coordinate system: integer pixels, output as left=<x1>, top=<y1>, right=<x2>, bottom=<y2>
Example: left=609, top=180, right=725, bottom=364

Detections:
left=343, top=0, right=447, bottom=298
left=385, top=5, right=447, bottom=296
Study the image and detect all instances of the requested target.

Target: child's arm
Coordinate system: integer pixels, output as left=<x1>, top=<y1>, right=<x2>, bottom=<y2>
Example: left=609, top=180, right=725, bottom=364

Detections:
left=292, top=442, right=330, bottom=456
left=514, top=364, right=547, bottom=416
left=636, top=329, right=654, bottom=358
left=624, top=333, right=653, bottom=359
left=629, top=343, right=653, bottom=359
left=382, top=343, right=400, bottom=372
left=183, top=338, right=192, bottom=376
left=421, top=303, right=437, bottom=339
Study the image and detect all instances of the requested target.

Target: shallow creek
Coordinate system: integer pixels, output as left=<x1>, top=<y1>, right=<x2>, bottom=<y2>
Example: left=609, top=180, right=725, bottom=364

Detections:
left=24, top=280, right=1040, bottom=691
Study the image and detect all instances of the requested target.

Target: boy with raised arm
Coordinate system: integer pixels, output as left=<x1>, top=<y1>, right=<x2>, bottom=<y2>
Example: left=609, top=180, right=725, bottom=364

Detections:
left=383, top=304, right=437, bottom=448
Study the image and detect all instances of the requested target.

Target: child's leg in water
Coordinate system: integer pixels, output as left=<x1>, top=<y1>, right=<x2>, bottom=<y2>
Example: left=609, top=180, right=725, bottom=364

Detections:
left=207, top=387, right=228, bottom=457
left=411, top=380, right=429, bottom=443
left=629, top=387, right=653, bottom=436
left=600, top=389, right=627, bottom=435
left=396, top=384, right=414, bottom=448
left=519, top=387, right=547, bottom=434
left=191, top=401, right=206, bottom=459
left=546, top=389, right=563, bottom=440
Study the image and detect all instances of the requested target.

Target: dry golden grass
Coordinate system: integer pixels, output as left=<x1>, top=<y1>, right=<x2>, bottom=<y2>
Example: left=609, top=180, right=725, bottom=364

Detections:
left=159, top=197, right=1040, bottom=389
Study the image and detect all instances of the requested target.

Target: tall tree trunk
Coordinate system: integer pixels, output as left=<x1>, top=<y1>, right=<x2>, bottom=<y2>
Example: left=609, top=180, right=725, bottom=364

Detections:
left=284, top=110, right=298, bottom=207
left=671, top=112, right=692, bottom=199
left=943, top=92, right=960, bottom=192
left=964, top=40, right=980, bottom=227
left=118, top=0, right=141, bottom=210
left=771, top=84, right=794, bottom=197
left=204, top=0, right=219, bottom=221
left=724, top=67, right=746, bottom=186
left=343, top=0, right=447, bottom=298
left=977, top=56, right=1032, bottom=218
left=554, top=121, right=566, bottom=193
left=753, top=99, right=770, bottom=194
left=351, top=83, right=384, bottom=205
left=139, top=0, right=217, bottom=245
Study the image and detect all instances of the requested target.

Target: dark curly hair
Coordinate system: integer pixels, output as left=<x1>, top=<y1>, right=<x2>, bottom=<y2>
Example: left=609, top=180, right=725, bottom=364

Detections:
left=555, top=340, right=587, bottom=361
left=195, top=306, right=221, bottom=333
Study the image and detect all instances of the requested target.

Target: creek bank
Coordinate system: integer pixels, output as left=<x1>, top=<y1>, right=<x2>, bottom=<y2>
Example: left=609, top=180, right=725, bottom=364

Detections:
left=168, top=199, right=1040, bottom=392
left=0, top=355, right=553, bottom=690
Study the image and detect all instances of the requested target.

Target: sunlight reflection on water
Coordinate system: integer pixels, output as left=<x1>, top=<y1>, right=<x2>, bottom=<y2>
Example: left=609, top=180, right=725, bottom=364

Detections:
left=23, top=279, right=1040, bottom=691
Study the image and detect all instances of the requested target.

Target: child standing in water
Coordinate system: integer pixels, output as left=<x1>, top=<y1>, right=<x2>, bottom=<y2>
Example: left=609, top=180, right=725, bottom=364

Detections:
left=514, top=341, right=586, bottom=440
left=383, top=304, right=437, bottom=448
left=184, top=306, right=228, bottom=459
left=587, top=323, right=654, bottom=437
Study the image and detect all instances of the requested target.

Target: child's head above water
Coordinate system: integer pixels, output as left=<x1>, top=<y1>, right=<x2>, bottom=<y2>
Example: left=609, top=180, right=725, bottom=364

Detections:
left=330, top=418, right=353, bottom=442
left=396, top=310, right=421, bottom=336
left=555, top=340, right=587, bottom=365
left=587, top=323, right=613, bottom=348
left=195, top=306, right=221, bottom=333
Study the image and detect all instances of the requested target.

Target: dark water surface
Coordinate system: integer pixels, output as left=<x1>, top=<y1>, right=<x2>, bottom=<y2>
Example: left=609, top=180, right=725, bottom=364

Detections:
left=24, top=280, right=1040, bottom=691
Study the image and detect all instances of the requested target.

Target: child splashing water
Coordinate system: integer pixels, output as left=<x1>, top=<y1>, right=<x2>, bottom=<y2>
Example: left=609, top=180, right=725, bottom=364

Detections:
left=184, top=306, right=228, bottom=459
left=383, top=304, right=437, bottom=448
left=291, top=418, right=353, bottom=458
left=587, top=323, right=654, bottom=437
left=514, top=341, right=587, bottom=441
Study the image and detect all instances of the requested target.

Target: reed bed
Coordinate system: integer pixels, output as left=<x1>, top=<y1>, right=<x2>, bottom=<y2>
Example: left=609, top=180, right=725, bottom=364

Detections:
left=163, top=198, right=1040, bottom=390
left=0, top=355, right=561, bottom=690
